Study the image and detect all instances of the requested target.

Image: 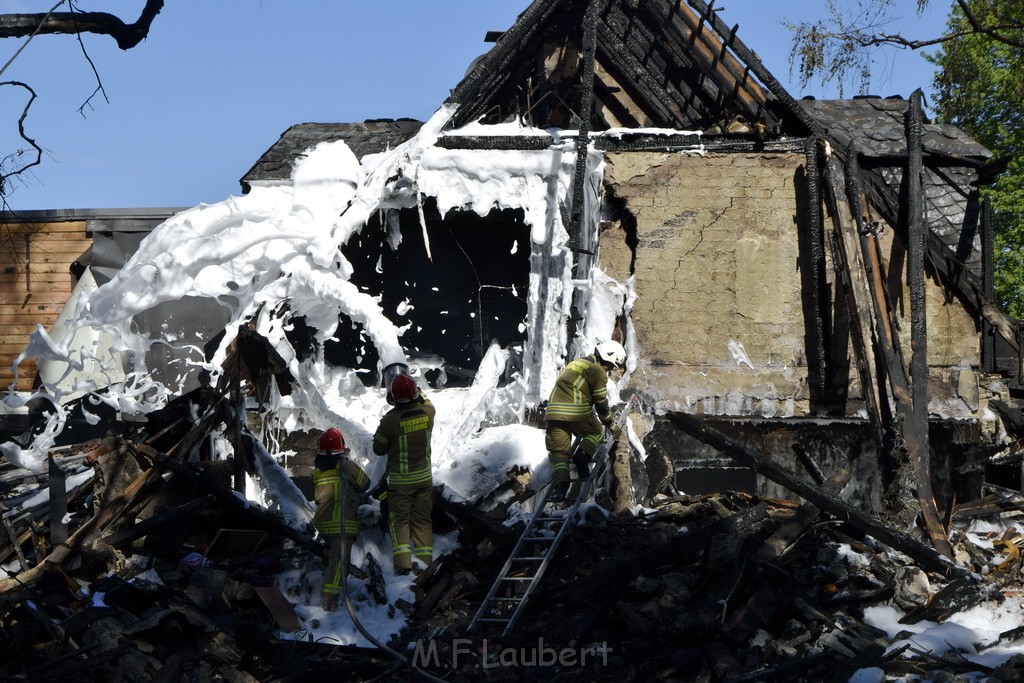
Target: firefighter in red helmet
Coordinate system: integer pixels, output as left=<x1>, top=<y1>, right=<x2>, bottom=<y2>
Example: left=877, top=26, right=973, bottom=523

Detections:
left=373, top=373, right=435, bottom=575
left=311, top=427, right=368, bottom=611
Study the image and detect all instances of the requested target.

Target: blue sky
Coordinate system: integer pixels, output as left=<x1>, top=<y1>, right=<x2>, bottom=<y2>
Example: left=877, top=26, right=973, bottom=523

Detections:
left=0, top=1, right=951, bottom=211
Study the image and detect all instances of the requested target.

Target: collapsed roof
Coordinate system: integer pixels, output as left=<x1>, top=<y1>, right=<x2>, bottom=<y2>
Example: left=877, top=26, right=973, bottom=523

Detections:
left=240, top=0, right=996, bottom=313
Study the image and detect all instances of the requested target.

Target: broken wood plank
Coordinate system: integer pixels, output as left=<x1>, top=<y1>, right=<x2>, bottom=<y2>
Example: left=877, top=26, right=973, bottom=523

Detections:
left=665, top=411, right=973, bottom=581
left=253, top=585, right=301, bottom=633
left=48, top=454, right=68, bottom=546
left=131, top=442, right=324, bottom=558
left=900, top=576, right=998, bottom=625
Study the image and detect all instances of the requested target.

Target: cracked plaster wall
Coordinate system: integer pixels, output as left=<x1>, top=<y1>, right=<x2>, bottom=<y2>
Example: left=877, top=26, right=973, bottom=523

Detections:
left=601, top=151, right=982, bottom=419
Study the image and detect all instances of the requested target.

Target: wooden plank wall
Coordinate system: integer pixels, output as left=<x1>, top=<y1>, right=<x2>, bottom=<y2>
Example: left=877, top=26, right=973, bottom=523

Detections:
left=0, top=219, right=90, bottom=391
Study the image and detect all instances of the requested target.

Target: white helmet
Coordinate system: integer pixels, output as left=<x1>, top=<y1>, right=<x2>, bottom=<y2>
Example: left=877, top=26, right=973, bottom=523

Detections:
left=595, top=340, right=626, bottom=369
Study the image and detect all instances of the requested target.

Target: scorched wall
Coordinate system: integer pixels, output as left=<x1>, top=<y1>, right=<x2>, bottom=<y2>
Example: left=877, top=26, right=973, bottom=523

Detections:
left=601, top=150, right=982, bottom=420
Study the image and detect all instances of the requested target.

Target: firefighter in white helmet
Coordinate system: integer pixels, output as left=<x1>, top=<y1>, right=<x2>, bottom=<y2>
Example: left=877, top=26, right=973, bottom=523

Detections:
left=544, top=340, right=627, bottom=502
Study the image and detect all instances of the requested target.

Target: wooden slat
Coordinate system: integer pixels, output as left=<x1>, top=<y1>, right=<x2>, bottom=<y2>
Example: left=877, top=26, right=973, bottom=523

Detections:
left=1, top=357, right=38, bottom=391
left=0, top=292, right=72, bottom=305
left=0, top=307, right=63, bottom=320
left=0, top=273, right=73, bottom=284
left=0, top=333, right=69, bottom=345
left=0, top=322, right=63, bottom=335
left=253, top=586, right=301, bottom=632
left=0, top=282, right=73, bottom=294
left=11, top=254, right=81, bottom=265
left=25, top=235, right=92, bottom=247
left=0, top=220, right=87, bottom=234
left=0, top=263, right=76, bottom=275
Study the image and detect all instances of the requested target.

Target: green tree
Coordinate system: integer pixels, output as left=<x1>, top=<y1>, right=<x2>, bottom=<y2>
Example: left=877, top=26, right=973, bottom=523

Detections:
left=789, top=0, right=1024, bottom=316
left=928, top=2, right=1024, bottom=316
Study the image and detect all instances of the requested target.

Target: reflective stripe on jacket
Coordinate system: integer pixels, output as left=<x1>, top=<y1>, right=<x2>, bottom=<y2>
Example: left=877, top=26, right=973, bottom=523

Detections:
left=544, top=355, right=609, bottom=421
left=312, top=459, right=369, bottom=536
left=373, top=397, right=435, bottom=488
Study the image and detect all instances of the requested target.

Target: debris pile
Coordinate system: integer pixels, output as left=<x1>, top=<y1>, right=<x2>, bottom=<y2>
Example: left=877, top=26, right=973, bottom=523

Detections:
left=387, top=487, right=1024, bottom=681
left=4, top=383, right=1024, bottom=681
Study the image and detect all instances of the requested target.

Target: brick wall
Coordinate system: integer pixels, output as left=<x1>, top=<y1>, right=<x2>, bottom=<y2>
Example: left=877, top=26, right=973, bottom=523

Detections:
left=602, top=151, right=980, bottom=418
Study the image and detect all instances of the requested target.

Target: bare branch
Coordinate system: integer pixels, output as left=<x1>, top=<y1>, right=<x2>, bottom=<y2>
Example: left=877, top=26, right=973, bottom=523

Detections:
left=788, top=1, right=1024, bottom=91
left=0, top=0, right=164, bottom=50
left=69, top=3, right=109, bottom=116
left=0, top=81, right=42, bottom=195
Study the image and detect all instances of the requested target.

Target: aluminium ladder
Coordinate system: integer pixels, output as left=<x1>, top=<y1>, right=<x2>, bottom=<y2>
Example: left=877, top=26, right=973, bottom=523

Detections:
left=468, top=394, right=638, bottom=635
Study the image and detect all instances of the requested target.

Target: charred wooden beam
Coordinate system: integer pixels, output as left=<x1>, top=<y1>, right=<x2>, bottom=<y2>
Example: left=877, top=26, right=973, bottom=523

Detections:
left=47, top=454, right=68, bottom=546
left=847, top=144, right=952, bottom=558
left=821, top=146, right=885, bottom=435
left=793, top=444, right=827, bottom=486
left=665, top=411, right=973, bottom=580
left=904, top=92, right=951, bottom=556
left=900, top=576, right=996, bottom=624
left=436, top=135, right=556, bottom=151
left=906, top=90, right=930, bottom=436
left=102, top=494, right=217, bottom=549
left=801, top=138, right=830, bottom=412
left=668, top=2, right=769, bottom=119
left=602, top=0, right=717, bottom=121
left=566, top=0, right=601, bottom=349
left=448, top=0, right=567, bottom=126
left=595, top=19, right=687, bottom=124
left=991, top=400, right=1024, bottom=435
left=981, top=197, right=999, bottom=372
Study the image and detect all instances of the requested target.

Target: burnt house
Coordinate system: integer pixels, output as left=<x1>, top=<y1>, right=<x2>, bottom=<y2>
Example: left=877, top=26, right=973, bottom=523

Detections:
left=236, top=0, right=1022, bottom=527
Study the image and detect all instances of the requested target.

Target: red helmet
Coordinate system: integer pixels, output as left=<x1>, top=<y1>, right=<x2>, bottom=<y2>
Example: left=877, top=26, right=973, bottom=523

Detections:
left=390, top=374, right=420, bottom=403
left=318, top=427, right=348, bottom=455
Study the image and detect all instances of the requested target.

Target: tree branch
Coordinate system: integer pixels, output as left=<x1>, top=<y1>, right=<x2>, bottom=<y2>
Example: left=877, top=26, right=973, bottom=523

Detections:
left=955, top=0, right=1024, bottom=49
left=0, top=0, right=164, bottom=50
left=0, top=81, right=42, bottom=195
left=70, top=4, right=110, bottom=116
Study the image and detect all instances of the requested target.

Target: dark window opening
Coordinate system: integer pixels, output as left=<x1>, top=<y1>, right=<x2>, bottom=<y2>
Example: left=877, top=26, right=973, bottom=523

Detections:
left=338, top=201, right=531, bottom=387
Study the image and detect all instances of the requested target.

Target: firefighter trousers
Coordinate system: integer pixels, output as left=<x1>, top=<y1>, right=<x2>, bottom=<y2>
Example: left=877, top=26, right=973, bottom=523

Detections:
left=387, top=483, right=433, bottom=571
left=323, top=533, right=357, bottom=603
left=545, top=414, right=603, bottom=485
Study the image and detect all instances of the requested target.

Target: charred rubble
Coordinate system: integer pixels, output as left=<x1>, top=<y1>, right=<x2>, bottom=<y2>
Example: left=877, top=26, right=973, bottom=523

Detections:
left=1, top=335, right=1024, bottom=683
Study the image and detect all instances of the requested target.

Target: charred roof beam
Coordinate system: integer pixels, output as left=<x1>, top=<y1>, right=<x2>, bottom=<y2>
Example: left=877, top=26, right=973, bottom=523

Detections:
left=596, top=17, right=700, bottom=126
left=448, top=0, right=568, bottom=128
left=602, top=2, right=720, bottom=125
left=645, top=0, right=775, bottom=127
left=682, top=0, right=824, bottom=135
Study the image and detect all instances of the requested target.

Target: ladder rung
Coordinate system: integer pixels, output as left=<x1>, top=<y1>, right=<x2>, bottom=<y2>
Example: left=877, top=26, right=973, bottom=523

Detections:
left=513, top=556, right=546, bottom=561
left=490, top=597, right=523, bottom=602
left=500, top=576, right=534, bottom=581
left=524, top=536, right=555, bottom=542
left=534, top=517, right=566, bottom=522
left=475, top=617, right=511, bottom=623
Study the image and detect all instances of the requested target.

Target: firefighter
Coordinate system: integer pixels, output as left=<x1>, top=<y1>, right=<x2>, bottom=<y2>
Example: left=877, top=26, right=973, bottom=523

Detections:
left=373, top=373, right=435, bottom=575
left=544, top=340, right=627, bottom=502
left=311, top=427, right=369, bottom=611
